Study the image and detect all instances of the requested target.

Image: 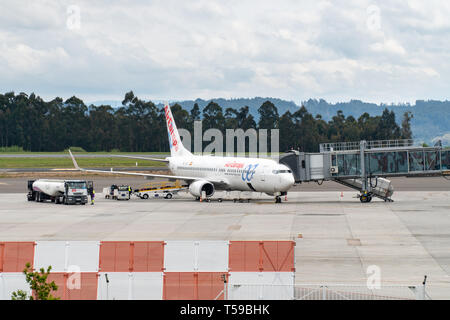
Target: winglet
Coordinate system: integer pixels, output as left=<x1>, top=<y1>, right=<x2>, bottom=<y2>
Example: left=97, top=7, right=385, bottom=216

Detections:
left=68, top=149, right=81, bottom=170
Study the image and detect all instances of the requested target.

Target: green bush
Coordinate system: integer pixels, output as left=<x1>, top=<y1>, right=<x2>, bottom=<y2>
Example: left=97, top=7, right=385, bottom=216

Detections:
left=0, top=146, right=26, bottom=152
left=64, top=146, right=87, bottom=153
left=11, top=263, right=59, bottom=300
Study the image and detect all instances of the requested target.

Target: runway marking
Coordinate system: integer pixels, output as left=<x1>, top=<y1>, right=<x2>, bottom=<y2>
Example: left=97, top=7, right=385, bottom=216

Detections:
left=0, top=182, right=8, bottom=185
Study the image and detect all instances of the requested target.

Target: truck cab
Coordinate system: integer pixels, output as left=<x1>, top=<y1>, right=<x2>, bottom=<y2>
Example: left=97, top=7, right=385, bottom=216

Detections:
left=63, top=180, right=88, bottom=204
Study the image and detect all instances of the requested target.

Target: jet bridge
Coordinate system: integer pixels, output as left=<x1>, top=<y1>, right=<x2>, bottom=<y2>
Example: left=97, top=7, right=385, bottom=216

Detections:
left=279, top=139, right=450, bottom=202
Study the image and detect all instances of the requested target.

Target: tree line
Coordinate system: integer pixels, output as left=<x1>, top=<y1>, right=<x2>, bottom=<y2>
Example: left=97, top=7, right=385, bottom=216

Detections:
left=0, top=91, right=413, bottom=153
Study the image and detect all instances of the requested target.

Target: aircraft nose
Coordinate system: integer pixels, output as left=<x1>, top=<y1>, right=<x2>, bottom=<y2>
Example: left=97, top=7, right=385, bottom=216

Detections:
left=281, top=173, right=295, bottom=190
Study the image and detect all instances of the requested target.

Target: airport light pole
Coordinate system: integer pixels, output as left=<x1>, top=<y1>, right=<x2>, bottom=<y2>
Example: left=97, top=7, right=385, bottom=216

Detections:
left=105, top=273, right=109, bottom=300
left=221, top=274, right=227, bottom=300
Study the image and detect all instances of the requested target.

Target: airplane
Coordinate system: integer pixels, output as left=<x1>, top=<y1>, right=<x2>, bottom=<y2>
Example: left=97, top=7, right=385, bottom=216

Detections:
left=69, top=103, right=295, bottom=203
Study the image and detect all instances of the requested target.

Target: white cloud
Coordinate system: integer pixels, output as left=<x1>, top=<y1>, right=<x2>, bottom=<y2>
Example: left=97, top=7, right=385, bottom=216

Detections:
left=432, top=133, right=450, bottom=145
left=0, top=0, right=449, bottom=103
left=370, top=38, right=406, bottom=55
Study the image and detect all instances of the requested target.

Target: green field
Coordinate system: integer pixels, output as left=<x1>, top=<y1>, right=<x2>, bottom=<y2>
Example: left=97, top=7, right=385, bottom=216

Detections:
left=0, top=151, right=284, bottom=169
left=0, top=151, right=170, bottom=155
left=0, top=157, right=163, bottom=168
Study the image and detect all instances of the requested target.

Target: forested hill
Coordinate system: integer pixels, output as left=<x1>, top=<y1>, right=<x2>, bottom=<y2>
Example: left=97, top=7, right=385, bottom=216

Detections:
left=156, top=98, right=449, bottom=143
left=1, top=91, right=447, bottom=152
left=1, top=91, right=415, bottom=152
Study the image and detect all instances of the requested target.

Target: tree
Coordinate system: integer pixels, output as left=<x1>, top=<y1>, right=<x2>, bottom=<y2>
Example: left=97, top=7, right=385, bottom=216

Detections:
left=358, top=112, right=379, bottom=141
left=11, top=263, right=59, bottom=300
left=224, top=107, right=239, bottom=129
left=190, top=103, right=201, bottom=122
left=376, top=108, right=400, bottom=140
left=279, top=111, right=296, bottom=151
left=202, top=101, right=225, bottom=131
left=171, top=103, right=190, bottom=131
left=88, top=105, right=116, bottom=151
left=258, top=101, right=279, bottom=129
left=237, top=106, right=256, bottom=130
left=401, top=111, right=413, bottom=139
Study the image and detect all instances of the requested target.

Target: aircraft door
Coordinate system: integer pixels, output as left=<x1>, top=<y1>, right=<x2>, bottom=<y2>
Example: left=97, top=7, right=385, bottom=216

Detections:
left=260, top=165, right=270, bottom=182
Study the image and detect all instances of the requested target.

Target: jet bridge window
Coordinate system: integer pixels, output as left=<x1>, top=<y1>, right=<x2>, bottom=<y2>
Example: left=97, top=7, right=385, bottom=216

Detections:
left=366, top=151, right=407, bottom=174
left=425, top=151, right=440, bottom=171
left=333, top=153, right=360, bottom=176
left=409, top=151, right=425, bottom=172
left=442, top=151, right=450, bottom=170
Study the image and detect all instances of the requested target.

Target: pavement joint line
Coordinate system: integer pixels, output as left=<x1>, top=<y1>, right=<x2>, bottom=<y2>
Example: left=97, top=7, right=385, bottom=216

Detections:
left=390, top=208, right=450, bottom=278
left=342, top=203, right=368, bottom=282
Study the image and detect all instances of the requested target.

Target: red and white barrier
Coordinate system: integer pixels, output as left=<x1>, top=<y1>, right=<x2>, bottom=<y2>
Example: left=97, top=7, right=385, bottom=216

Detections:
left=0, top=240, right=295, bottom=300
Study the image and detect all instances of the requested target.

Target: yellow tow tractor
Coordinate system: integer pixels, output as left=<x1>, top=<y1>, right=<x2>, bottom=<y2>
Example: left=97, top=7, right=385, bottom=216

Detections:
left=133, top=180, right=188, bottom=200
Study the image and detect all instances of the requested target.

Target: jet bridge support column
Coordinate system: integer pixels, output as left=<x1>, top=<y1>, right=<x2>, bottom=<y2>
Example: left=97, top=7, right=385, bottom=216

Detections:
left=359, top=140, right=372, bottom=203
left=360, top=140, right=367, bottom=190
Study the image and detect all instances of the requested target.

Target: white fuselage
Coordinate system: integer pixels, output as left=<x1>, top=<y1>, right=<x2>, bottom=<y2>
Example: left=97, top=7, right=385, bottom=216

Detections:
left=168, top=155, right=295, bottom=195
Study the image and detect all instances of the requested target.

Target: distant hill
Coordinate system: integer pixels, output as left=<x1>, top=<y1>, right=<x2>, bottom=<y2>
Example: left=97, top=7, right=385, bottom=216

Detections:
left=90, top=97, right=450, bottom=145
left=300, top=99, right=450, bottom=144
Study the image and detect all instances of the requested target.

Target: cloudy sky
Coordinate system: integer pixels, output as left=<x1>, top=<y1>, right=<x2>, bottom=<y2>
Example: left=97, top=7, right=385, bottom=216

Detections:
left=1, top=0, right=450, bottom=104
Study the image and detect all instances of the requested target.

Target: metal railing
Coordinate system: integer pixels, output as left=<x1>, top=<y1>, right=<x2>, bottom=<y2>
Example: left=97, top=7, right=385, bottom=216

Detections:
left=294, top=284, right=427, bottom=300
left=226, top=283, right=430, bottom=300
left=320, top=139, right=415, bottom=152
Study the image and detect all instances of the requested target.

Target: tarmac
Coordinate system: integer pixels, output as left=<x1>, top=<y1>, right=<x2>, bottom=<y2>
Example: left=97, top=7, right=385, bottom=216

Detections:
left=1, top=175, right=449, bottom=193
left=0, top=183, right=449, bottom=298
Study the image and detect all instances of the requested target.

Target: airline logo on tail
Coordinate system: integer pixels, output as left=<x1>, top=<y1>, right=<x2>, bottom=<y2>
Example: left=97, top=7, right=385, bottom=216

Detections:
left=164, top=104, right=179, bottom=152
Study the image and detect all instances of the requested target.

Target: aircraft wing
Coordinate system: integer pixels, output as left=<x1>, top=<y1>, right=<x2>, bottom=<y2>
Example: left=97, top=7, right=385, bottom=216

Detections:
left=111, top=155, right=169, bottom=163
left=68, top=150, right=229, bottom=186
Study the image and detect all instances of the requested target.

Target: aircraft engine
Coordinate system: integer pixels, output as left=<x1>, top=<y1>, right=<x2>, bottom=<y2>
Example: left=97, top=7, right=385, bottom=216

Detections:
left=188, top=180, right=215, bottom=198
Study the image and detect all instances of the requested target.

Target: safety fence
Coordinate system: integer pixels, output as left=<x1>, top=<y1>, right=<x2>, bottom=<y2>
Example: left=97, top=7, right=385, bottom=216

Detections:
left=0, top=240, right=295, bottom=300
left=226, top=283, right=430, bottom=300
left=0, top=241, right=433, bottom=300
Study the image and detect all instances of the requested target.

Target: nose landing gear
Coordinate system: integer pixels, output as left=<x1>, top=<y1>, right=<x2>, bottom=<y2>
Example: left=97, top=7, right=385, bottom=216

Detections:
left=274, top=191, right=287, bottom=203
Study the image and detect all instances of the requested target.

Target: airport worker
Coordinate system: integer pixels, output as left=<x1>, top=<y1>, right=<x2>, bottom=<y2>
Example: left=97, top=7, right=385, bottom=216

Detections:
left=91, top=189, right=95, bottom=205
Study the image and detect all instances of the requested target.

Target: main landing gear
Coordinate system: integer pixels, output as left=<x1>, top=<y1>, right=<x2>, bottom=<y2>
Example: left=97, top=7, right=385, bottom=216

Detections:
left=275, top=196, right=282, bottom=203
left=195, top=196, right=214, bottom=202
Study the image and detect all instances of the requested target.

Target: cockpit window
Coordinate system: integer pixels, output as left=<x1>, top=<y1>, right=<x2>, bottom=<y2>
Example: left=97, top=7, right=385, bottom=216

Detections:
left=272, top=169, right=292, bottom=174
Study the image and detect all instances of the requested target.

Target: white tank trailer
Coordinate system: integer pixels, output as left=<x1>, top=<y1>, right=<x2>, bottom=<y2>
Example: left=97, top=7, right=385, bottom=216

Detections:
left=27, top=179, right=90, bottom=205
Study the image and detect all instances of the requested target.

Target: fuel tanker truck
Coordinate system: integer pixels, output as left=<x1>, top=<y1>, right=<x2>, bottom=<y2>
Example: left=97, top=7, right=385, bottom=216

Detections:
left=27, top=179, right=92, bottom=205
